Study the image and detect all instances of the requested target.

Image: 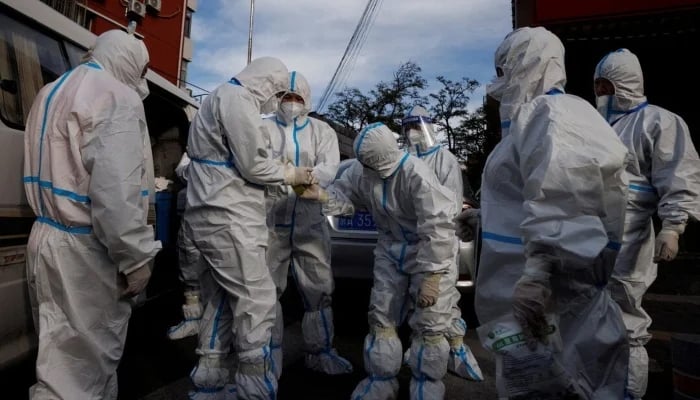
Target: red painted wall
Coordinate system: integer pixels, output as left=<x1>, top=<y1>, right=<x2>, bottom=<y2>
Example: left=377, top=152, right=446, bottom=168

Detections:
left=532, top=0, right=700, bottom=24
left=86, top=0, right=186, bottom=86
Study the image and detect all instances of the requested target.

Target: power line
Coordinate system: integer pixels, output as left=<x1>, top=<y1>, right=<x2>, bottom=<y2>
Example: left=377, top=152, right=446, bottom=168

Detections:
left=316, top=0, right=384, bottom=112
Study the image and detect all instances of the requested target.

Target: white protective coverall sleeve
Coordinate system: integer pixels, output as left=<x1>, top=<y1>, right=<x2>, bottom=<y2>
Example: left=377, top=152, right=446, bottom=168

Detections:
left=175, top=152, right=191, bottom=183
left=216, top=86, right=290, bottom=185
left=311, top=126, right=340, bottom=187
left=321, top=161, right=364, bottom=216
left=411, top=167, right=459, bottom=274
left=83, top=33, right=161, bottom=275
left=82, top=108, right=161, bottom=274
left=437, top=151, right=464, bottom=210
left=652, top=114, right=700, bottom=224
left=512, top=97, right=629, bottom=266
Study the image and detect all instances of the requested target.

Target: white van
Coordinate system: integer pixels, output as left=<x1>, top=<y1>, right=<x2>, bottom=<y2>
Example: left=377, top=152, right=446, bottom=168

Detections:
left=0, top=0, right=198, bottom=369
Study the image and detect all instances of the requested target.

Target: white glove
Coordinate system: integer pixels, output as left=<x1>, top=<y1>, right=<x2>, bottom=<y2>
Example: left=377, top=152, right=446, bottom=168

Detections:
left=512, top=257, right=552, bottom=348
left=654, top=221, right=685, bottom=263
left=175, top=152, right=191, bottom=183
left=294, top=184, right=329, bottom=202
left=454, top=208, right=480, bottom=242
left=417, top=272, right=442, bottom=308
left=121, top=264, right=152, bottom=298
left=284, top=165, right=317, bottom=186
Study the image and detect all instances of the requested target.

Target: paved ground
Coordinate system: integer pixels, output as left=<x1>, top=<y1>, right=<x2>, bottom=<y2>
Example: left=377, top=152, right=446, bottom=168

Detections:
left=133, top=281, right=498, bottom=399
left=139, top=325, right=497, bottom=400
left=0, top=276, right=685, bottom=399
left=128, top=280, right=676, bottom=400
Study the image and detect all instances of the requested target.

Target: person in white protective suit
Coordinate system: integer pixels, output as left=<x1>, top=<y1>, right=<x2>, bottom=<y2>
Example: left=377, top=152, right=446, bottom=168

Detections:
left=298, top=122, right=459, bottom=400
left=262, top=71, right=353, bottom=377
left=167, top=152, right=206, bottom=341
left=400, top=106, right=483, bottom=382
left=594, top=48, right=700, bottom=399
left=455, top=27, right=631, bottom=398
left=23, top=29, right=160, bottom=399
left=182, top=57, right=318, bottom=400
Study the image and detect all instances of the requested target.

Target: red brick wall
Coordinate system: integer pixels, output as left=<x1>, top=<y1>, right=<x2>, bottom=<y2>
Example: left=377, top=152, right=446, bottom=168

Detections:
left=86, top=0, right=186, bottom=85
left=528, top=0, right=700, bottom=25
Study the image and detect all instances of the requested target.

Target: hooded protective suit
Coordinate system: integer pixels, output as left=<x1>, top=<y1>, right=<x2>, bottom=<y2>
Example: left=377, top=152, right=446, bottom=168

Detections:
left=476, top=27, right=630, bottom=398
left=320, top=123, right=459, bottom=400
left=595, top=48, right=700, bottom=399
left=262, top=72, right=351, bottom=377
left=183, top=57, right=315, bottom=399
left=23, top=29, right=160, bottom=399
left=401, top=106, right=483, bottom=381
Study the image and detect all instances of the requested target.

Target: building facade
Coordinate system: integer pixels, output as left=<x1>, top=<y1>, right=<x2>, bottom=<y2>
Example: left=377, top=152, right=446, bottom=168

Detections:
left=40, top=0, right=195, bottom=91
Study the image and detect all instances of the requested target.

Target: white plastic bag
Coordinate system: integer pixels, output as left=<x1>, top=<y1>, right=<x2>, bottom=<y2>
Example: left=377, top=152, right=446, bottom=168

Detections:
left=477, top=314, right=584, bottom=399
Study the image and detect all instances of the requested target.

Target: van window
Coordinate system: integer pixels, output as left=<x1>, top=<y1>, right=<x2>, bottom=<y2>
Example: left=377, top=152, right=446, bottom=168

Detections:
left=64, top=41, right=87, bottom=67
left=0, top=12, right=70, bottom=129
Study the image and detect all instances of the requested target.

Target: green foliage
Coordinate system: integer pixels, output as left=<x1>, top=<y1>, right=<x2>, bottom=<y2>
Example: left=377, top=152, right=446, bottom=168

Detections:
left=325, top=62, right=487, bottom=160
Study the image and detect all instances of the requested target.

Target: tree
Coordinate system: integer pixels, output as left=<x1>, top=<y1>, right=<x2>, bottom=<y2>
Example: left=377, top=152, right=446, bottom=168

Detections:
left=428, top=76, right=484, bottom=160
left=326, top=61, right=427, bottom=134
left=324, top=62, right=488, bottom=162
left=456, top=106, right=488, bottom=159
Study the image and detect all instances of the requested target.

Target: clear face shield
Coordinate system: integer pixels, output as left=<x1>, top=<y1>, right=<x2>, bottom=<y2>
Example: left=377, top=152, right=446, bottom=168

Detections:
left=401, top=115, right=436, bottom=153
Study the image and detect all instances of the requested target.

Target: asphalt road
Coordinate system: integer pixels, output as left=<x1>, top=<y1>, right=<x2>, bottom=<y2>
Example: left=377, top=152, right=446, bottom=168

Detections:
left=131, top=280, right=498, bottom=400
left=1, top=277, right=679, bottom=399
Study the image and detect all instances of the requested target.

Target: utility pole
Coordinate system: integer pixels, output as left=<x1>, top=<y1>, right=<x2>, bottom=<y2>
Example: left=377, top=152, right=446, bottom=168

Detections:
left=247, top=0, right=255, bottom=64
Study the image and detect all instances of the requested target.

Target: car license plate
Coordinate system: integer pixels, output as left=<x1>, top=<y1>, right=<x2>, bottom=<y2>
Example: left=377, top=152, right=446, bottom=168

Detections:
left=337, top=210, right=376, bottom=231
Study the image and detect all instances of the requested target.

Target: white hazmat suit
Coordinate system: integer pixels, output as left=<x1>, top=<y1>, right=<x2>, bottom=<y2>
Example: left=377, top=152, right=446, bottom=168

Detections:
left=182, top=57, right=315, bottom=399
left=473, top=27, right=631, bottom=398
left=307, top=123, right=459, bottom=400
left=594, top=48, right=700, bottom=399
left=23, top=30, right=161, bottom=399
left=262, top=71, right=352, bottom=377
left=401, top=106, right=483, bottom=381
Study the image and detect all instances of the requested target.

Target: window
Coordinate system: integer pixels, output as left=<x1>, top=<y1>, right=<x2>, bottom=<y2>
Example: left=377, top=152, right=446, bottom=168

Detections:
left=179, top=60, right=188, bottom=89
left=0, top=13, right=70, bottom=129
left=184, top=10, right=192, bottom=39
left=64, top=41, right=87, bottom=67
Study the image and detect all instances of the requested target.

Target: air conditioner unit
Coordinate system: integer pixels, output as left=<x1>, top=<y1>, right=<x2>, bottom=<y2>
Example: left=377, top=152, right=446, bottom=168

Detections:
left=145, top=0, right=162, bottom=13
left=127, top=0, right=146, bottom=18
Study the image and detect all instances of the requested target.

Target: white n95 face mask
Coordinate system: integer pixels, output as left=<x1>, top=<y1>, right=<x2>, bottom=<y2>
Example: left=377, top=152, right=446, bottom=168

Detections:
left=408, top=129, right=424, bottom=146
left=279, top=102, right=305, bottom=122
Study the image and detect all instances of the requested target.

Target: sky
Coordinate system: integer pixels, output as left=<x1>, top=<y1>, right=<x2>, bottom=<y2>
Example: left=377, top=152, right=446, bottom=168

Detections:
left=187, top=0, right=513, bottom=112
